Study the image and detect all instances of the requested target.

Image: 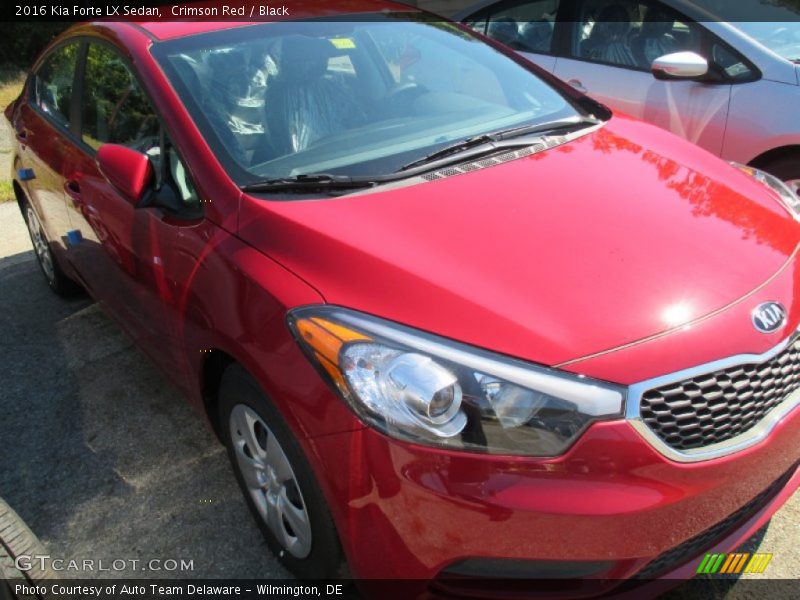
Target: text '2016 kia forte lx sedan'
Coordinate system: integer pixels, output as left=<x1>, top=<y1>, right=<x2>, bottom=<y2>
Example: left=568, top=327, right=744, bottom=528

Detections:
left=5, top=0, right=800, bottom=593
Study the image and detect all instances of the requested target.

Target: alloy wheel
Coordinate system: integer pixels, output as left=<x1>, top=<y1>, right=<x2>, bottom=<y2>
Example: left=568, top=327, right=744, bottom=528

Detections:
left=26, top=206, right=55, bottom=284
left=229, top=404, right=312, bottom=558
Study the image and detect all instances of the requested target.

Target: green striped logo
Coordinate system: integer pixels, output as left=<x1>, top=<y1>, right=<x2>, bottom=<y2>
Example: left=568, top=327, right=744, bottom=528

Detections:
left=697, top=552, right=772, bottom=574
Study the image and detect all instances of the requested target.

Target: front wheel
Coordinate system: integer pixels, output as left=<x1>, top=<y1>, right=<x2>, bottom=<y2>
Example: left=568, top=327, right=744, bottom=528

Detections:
left=218, top=365, right=346, bottom=579
left=760, top=154, right=800, bottom=197
left=22, top=203, right=81, bottom=297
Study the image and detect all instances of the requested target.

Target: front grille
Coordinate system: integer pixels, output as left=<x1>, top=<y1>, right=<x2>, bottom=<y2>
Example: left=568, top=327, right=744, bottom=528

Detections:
left=640, top=336, right=800, bottom=451
left=635, top=464, right=796, bottom=579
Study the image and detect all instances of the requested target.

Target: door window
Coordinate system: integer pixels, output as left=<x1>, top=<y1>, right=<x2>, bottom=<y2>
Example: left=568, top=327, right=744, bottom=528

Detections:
left=478, top=0, right=561, bottom=54
left=711, top=43, right=755, bottom=82
left=81, top=43, right=160, bottom=152
left=81, top=42, right=200, bottom=213
left=33, top=41, right=80, bottom=128
left=573, top=1, right=702, bottom=70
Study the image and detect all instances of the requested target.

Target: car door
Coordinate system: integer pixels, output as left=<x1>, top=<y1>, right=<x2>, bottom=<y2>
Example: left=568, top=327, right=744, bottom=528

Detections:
left=15, top=40, right=83, bottom=258
left=553, top=0, right=732, bottom=156
left=64, top=40, right=205, bottom=382
left=464, top=0, right=564, bottom=72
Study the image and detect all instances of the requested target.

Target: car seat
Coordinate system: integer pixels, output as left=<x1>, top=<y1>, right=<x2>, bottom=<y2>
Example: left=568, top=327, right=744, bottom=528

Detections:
left=172, top=55, right=248, bottom=165
left=264, top=35, right=365, bottom=156
left=519, top=20, right=553, bottom=53
left=633, top=6, right=680, bottom=68
left=488, top=17, right=523, bottom=48
left=581, top=4, right=637, bottom=68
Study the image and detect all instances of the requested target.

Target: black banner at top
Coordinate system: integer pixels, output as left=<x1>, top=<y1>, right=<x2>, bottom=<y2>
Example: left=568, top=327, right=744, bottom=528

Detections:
left=1, top=0, right=800, bottom=23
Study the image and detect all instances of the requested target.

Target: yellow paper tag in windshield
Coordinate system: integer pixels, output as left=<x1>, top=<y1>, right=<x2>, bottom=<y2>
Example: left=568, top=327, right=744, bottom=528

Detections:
left=330, top=38, right=356, bottom=49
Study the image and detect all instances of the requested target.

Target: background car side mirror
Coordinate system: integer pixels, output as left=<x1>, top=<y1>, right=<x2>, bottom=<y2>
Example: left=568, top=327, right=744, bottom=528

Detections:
left=651, top=51, right=709, bottom=81
left=96, top=144, right=154, bottom=205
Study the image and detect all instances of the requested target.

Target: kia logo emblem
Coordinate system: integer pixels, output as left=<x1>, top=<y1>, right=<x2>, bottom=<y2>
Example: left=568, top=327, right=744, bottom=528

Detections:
left=751, top=302, right=787, bottom=334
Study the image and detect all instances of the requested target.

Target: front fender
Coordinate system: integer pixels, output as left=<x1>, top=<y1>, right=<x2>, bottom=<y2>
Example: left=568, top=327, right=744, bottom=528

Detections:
left=178, top=228, right=363, bottom=441
left=723, top=78, right=800, bottom=164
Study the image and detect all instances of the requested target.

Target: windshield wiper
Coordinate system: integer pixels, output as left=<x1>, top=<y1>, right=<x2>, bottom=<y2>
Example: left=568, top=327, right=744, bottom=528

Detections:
left=489, top=115, right=603, bottom=141
left=398, top=115, right=602, bottom=172
left=242, top=116, right=604, bottom=192
left=241, top=173, right=379, bottom=193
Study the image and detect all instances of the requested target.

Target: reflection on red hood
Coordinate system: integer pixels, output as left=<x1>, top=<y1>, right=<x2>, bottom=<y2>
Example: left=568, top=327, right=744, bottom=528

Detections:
left=238, top=116, right=800, bottom=370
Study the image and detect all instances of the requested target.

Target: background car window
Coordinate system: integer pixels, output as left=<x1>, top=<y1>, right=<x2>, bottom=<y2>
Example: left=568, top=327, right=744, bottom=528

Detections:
left=731, top=22, right=800, bottom=63
left=81, top=43, right=160, bottom=151
left=482, top=0, right=561, bottom=54
left=33, top=42, right=79, bottom=128
left=574, top=1, right=702, bottom=70
left=464, top=14, right=488, bottom=35
left=711, top=43, right=754, bottom=81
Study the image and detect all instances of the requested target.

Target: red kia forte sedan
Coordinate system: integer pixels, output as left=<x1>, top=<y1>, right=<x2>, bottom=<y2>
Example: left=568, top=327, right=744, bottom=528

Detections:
left=6, top=0, right=800, bottom=592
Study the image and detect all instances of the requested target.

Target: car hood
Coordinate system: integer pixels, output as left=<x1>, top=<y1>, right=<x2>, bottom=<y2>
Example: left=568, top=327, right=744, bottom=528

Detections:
left=238, top=116, right=800, bottom=370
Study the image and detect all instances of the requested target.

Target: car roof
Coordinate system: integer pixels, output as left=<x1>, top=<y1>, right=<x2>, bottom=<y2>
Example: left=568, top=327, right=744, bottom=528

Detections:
left=137, top=0, right=418, bottom=41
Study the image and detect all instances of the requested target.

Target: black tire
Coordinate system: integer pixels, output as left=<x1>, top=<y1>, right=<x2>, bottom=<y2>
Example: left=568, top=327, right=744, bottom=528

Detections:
left=759, top=153, right=800, bottom=194
left=0, top=499, right=54, bottom=600
left=20, top=200, right=82, bottom=298
left=218, top=364, right=346, bottom=579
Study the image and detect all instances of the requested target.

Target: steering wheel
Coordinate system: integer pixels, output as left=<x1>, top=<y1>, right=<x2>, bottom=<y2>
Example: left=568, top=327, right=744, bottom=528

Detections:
left=379, top=82, right=427, bottom=118
left=387, top=82, right=422, bottom=100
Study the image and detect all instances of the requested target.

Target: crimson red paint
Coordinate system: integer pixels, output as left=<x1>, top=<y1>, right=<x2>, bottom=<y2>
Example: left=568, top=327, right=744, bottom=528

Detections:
left=6, top=1, right=799, bottom=591
left=97, top=144, right=154, bottom=203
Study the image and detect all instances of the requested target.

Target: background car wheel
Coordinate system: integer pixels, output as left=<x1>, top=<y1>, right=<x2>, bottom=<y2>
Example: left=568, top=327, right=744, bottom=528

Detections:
left=759, top=154, right=800, bottom=197
left=0, top=498, right=55, bottom=600
left=22, top=202, right=82, bottom=298
left=218, top=364, right=346, bottom=579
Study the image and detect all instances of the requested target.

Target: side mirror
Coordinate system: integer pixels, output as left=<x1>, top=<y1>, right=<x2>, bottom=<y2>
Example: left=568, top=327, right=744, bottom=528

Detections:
left=96, top=144, right=153, bottom=205
left=651, top=51, right=709, bottom=81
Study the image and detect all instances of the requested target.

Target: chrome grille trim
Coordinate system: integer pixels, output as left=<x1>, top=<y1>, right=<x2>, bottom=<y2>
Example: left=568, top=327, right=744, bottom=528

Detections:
left=626, top=328, right=800, bottom=463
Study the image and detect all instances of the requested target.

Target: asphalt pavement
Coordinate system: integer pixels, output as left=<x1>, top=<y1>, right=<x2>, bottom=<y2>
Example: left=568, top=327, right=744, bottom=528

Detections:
left=0, top=200, right=289, bottom=580
left=0, top=198, right=797, bottom=593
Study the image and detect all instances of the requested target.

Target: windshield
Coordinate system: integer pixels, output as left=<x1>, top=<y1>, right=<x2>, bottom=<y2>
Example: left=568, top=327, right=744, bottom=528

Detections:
left=152, top=14, right=587, bottom=185
left=690, top=0, right=800, bottom=62
left=735, top=22, right=800, bottom=62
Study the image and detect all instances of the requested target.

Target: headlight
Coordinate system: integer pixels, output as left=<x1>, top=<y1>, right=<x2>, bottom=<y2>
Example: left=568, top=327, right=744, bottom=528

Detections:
left=730, top=161, right=800, bottom=219
left=287, top=306, right=624, bottom=456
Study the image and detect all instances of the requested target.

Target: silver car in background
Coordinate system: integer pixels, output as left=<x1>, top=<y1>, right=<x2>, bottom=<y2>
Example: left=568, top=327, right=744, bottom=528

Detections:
left=456, top=0, right=800, bottom=192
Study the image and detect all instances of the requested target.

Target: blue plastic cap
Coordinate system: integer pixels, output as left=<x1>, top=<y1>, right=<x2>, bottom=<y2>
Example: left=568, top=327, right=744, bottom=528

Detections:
left=17, top=168, right=35, bottom=181
left=66, top=230, right=83, bottom=246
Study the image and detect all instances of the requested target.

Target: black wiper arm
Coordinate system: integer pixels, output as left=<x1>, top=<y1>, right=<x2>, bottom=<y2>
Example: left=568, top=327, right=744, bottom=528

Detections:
left=399, top=134, right=497, bottom=172
left=488, top=115, right=603, bottom=141
left=242, top=117, right=604, bottom=191
left=241, top=173, right=379, bottom=193
left=399, top=116, right=602, bottom=172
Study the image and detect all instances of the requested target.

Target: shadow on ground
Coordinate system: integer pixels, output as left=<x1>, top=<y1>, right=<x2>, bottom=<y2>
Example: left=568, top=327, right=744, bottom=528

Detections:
left=0, top=248, right=287, bottom=578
